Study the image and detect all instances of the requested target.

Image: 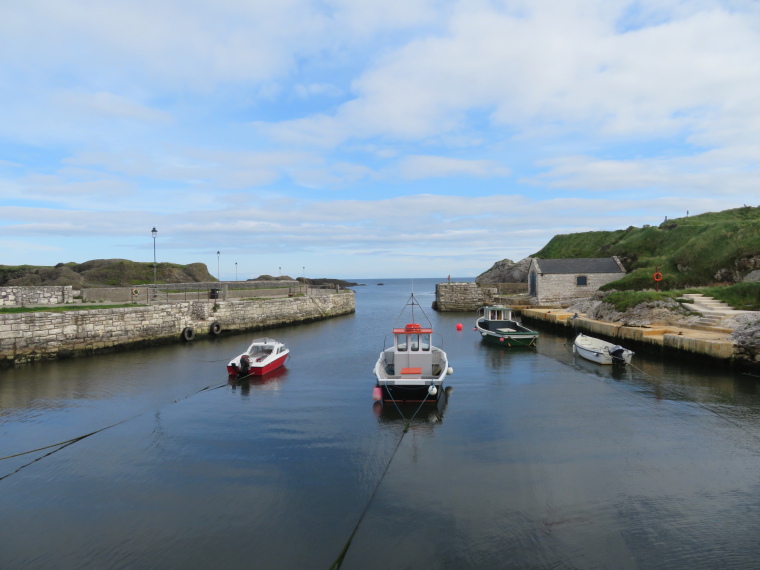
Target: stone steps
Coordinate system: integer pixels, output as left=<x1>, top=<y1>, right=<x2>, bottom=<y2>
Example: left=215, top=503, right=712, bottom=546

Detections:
left=680, top=293, right=748, bottom=328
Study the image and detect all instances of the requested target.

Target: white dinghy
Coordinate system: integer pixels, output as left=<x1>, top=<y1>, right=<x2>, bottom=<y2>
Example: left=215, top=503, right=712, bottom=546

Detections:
left=573, top=333, right=634, bottom=365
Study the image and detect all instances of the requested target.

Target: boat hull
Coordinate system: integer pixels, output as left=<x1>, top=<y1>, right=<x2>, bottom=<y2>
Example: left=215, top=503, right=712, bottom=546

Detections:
left=374, top=383, right=443, bottom=403
left=227, top=352, right=288, bottom=377
left=478, top=328, right=537, bottom=347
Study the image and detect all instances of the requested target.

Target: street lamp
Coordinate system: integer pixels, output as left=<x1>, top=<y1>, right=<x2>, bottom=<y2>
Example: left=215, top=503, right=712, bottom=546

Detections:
left=151, top=227, right=157, bottom=296
left=217, top=251, right=220, bottom=282
left=235, top=262, right=238, bottom=281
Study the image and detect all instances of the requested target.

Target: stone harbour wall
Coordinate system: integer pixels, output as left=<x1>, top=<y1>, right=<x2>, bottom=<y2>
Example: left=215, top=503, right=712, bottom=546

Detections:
left=0, top=291, right=355, bottom=366
left=434, top=282, right=528, bottom=311
left=435, top=283, right=485, bottom=311
left=0, top=286, right=74, bottom=306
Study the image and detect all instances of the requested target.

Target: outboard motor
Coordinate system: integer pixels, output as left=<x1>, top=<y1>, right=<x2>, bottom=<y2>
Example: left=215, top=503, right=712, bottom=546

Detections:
left=239, top=354, right=251, bottom=377
left=609, top=346, right=627, bottom=364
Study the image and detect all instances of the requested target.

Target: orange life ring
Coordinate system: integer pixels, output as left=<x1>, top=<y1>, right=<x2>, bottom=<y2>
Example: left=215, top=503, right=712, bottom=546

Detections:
left=653, top=272, right=663, bottom=282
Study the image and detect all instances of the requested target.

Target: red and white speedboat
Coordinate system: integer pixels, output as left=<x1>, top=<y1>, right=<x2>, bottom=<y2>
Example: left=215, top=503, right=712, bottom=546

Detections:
left=227, top=337, right=289, bottom=378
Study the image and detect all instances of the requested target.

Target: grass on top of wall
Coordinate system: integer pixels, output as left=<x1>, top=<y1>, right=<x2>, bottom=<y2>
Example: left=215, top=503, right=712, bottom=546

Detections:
left=0, top=304, right=143, bottom=314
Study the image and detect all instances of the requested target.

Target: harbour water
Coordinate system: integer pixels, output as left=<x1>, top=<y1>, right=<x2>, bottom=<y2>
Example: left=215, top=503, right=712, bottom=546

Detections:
left=2, top=278, right=760, bottom=569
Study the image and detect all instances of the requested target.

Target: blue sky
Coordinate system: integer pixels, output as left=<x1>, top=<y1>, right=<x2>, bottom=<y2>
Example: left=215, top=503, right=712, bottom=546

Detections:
left=1, top=0, right=759, bottom=279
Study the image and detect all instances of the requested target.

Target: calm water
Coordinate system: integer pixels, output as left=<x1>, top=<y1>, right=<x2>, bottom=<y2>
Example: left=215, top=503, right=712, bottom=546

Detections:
left=2, top=278, right=760, bottom=569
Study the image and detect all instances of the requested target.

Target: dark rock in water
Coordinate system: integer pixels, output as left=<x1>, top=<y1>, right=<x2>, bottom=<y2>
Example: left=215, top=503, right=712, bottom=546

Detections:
left=377, top=283, right=384, bottom=286
left=296, top=277, right=360, bottom=287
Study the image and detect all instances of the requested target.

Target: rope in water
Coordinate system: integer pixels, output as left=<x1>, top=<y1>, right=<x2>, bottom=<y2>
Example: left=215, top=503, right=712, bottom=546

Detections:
left=563, top=339, right=760, bottom=444
left=0, top=376, right=233, bottom=480
left=328, top=386, right=432, bottom=569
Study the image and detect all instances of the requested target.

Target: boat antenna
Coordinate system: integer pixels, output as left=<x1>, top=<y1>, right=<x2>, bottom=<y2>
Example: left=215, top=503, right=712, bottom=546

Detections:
left=392, top=288, right=432, bottom=328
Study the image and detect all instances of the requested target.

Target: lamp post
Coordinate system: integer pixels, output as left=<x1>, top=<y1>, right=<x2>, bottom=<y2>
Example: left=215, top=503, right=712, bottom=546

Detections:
left=279, top=266, right=281, bottom=277
left=151, top=227, right=157, bottom=297
left=217, top=251, right=220, bottom=282
left=235, top=262, right=238, bottom=281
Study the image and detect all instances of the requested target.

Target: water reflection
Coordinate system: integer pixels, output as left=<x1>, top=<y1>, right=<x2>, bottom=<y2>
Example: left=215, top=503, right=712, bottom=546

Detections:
left=227, top=367, right=289, bottom=398
left=373, top=385, right=451, bottom=428
left=571, top=353, right=631, bottom=382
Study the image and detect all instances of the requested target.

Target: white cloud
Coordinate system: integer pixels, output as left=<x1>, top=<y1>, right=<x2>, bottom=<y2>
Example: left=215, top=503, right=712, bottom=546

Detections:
left=394, top=155, right=510, bottom=180
left=2, top=0, right=760, bottom=275
left=55, top=91, right=171, bottom=123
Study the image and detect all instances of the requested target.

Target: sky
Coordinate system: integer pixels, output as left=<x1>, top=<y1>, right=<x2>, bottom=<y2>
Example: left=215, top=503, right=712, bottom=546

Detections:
left=1, top=0, right=759, bottom=280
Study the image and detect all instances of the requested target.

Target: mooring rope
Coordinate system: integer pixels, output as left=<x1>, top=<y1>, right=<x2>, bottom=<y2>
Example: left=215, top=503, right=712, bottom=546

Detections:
left=328, top=386, right=432, bottom=569
left=0, top=376, right=232, bottom=480
left=562, top=347, right=760, bottom=445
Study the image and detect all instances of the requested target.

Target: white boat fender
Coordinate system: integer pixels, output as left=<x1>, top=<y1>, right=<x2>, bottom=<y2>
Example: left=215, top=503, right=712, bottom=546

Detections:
left=428, top=385, right=437, bottom=396
left=447, top=367, right=454, bottom=375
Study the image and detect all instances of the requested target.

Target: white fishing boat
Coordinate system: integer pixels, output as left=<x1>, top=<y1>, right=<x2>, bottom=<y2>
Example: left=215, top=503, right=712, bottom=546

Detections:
left=227, top=337, right=290, bottom=378
left=373, top=293, right=452, bottom=403
left=573, top=333, right=634, bottom=365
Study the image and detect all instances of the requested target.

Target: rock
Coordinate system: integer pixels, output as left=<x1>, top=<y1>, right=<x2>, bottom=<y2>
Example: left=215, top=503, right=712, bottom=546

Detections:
left=744, top=270, right=760, bottom=282
left=568, top=296, right=698, bottom=327
left=476, top=257, right=532, bottom=284
left=730, top=315, right=760, bottom=362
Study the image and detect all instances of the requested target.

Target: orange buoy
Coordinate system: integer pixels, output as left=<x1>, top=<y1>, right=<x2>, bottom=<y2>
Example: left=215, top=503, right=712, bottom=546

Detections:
left=456, top=323, right=463, bottom=331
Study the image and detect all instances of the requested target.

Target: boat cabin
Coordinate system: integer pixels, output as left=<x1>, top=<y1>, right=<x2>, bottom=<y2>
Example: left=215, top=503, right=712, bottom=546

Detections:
left=478, top=305, right=513, bottom=321
left=392, top=323, right=433, bottom=376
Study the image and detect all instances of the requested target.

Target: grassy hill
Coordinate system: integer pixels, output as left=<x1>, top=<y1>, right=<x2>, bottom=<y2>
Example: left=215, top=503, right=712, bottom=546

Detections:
left=532, top=206, right=760, bottom=291
left=0, top=259, right=216, bottom=287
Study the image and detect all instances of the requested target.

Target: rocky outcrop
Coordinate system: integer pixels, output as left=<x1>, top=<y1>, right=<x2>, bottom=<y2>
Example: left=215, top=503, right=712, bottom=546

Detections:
left=712, top=254, right=760, bottom=283
left=730, top=314, right=760, bottom=363
left=567, top=296, right=698, bottom=327
left=476, top=257, right=532, bottom=284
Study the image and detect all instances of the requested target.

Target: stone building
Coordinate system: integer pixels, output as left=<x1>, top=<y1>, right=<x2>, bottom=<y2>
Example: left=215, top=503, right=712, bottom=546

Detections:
left=528, top=257, right=626, bottom=306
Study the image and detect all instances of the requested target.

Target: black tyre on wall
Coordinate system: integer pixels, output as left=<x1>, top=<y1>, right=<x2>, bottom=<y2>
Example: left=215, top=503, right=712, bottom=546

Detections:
left=181, top=327, right=195, bottom=341
left=209, top=322, right=222, bottom=335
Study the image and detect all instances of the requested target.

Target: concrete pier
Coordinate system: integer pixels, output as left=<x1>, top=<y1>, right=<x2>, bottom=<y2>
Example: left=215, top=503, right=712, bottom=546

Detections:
left=517, top=307, right=739, bottom=365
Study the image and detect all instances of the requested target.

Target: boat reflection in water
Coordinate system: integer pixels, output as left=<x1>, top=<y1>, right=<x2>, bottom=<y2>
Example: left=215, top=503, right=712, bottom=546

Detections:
left=228, top=366, right=289, bottom=398
left=373, top=385, right=452, bottom=426
left=572, top=351, right=630, bottom=381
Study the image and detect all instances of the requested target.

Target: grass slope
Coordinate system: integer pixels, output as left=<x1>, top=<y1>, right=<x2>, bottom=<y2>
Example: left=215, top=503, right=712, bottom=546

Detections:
left=532, top=206, right=760, bottom=291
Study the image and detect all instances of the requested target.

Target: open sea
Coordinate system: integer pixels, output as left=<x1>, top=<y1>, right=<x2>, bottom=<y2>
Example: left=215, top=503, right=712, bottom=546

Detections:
left=2, top=278, right=760, bottom=569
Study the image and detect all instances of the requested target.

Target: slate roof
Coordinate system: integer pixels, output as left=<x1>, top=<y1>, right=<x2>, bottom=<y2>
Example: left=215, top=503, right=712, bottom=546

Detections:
left=534, top=258, right=624, bottom=274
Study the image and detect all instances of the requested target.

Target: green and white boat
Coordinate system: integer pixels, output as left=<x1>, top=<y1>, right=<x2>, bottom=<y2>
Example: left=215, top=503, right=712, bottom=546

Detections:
left=475, top=305, right=538, bottom=347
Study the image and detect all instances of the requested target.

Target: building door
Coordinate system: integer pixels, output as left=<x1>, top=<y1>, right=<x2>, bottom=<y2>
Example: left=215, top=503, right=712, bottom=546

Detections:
left=529, top=272, right=537, bottom=296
